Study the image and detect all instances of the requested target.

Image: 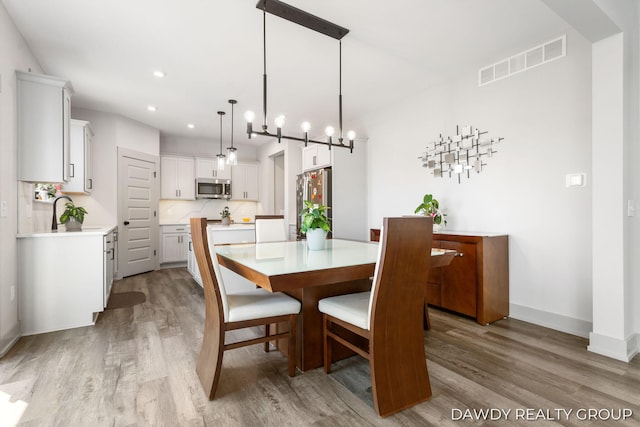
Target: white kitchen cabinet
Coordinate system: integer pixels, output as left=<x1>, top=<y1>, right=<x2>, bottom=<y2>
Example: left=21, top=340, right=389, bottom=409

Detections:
left=195, top=157, right=231, bottom=180
left=64, top=119, right=94, bottom=193
left=232, top=163, right=259, bottom=200
left=186, top=231, right=201, bottom=286
left=17, top=70, right=74, bottom=183
left=160, top=155, right=195, bottom=200
left=302, top=144, right=332, bottom=171
left=103, top=228, right=117, bottom=306
left=17, top=226, right=116, bottom=335
left=160, top=224, right=188, bottom=264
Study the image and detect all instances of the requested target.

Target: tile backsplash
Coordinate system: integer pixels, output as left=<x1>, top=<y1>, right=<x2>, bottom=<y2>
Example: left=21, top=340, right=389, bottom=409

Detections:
left=159, top=199, right=260, bottom=225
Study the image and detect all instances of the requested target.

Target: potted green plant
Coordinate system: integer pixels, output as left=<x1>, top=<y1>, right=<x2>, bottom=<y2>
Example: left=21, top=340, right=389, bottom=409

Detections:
left=220, top=206, right=231, bottom=225
left=59, top=202, right=88, bottom=231
left=415, top=193, right=447, bottom=232
left=300, top=200, right=331, bottom=250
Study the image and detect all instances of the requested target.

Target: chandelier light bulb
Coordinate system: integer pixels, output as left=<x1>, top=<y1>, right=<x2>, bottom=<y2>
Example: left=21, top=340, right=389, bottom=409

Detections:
left=347, top=130, right=356, bottom=141
left=325, top=126, right=335, bottom=137
left=301, top=121, right=311, bottom=132
left=244, top=110, right=255, bottom=123
left=274, top=115, right=285, bottom=128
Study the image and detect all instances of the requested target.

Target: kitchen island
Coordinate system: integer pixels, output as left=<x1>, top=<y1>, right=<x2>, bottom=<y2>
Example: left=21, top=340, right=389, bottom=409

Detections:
left=17, top=225, right=117, bottom=335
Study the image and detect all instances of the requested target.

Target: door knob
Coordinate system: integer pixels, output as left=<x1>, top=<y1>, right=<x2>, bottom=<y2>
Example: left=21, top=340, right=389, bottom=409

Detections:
left=124, top=221, right=130, bottom=225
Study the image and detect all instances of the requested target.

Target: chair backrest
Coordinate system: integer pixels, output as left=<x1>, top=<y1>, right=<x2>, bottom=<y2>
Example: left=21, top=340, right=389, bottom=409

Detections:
left=367, top=216, right=433, bottom=332
left=255, top=215, right=287, bottom=243
left=190, top=217, right=230, bottom=322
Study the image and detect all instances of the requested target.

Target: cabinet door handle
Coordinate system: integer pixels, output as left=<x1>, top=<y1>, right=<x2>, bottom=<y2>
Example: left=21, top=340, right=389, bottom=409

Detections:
left=69, top=163, right=75, bottom=177
left=176, top=189, right=178, bottom=197
left=110, top=248, right=115, bottom=260
left=313, top=155, right=317, bottom=165
left=188, top=241, right=192, bottom=251
left=88, top=178, right=93, bottom=189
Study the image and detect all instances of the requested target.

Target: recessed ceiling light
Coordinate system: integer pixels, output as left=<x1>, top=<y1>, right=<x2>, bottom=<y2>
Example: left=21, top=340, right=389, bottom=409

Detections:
left=147, top=105, right=158, bottom=112
left=187, top=123, right=195, bottom=129
left=153, top=70, right=166, bottom=78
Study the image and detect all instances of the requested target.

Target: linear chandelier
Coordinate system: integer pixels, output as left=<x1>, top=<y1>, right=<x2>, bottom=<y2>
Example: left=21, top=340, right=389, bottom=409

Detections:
left=244, top=0, right=356, bottom=152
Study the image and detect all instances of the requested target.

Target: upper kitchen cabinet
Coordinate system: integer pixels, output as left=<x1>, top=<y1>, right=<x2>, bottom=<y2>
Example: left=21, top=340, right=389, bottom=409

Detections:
left=302, top=144, right=331, bottom=171
left=160, top=155, right=195, bottom=200
left=232, top=162, right=259, bottom=201
left=195, top=157, right=231, bottom=180
left=17, top=71, right=74, bottom=183
left=63, top=119, right=93, bottom=193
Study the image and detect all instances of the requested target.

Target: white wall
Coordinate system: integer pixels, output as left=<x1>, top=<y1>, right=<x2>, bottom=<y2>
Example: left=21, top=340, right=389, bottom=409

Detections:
left=160, top=134, right=256, bottom=161
left=0, top=3, right=43, bottom=355
left=366, top=27, right=594, bottom=336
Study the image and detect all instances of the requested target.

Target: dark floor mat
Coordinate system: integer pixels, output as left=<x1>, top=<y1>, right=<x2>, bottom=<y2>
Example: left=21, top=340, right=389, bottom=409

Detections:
left=106, top=291, right=146, bottom=310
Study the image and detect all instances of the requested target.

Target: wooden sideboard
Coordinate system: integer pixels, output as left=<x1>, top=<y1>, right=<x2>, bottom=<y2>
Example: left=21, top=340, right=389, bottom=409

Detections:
left=370, top=229, right=509, bottom=325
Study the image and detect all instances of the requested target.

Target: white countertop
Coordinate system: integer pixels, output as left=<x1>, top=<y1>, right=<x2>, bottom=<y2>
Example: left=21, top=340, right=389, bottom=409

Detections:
left=207, top=223, right=255, bottom=231
left=17, top=225, right=117, bottom=238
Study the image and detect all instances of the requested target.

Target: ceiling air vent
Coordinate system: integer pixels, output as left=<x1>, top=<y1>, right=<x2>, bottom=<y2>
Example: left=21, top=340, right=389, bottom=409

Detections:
left=478, top=35, right=566, bottom=86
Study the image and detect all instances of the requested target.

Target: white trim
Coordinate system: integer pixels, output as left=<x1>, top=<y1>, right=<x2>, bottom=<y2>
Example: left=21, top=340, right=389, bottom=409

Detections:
left=588, top=332, right=639, bottom=362
left=509, top=303, right=591, bottom=338
left=0, top=323, right=21, bottom=357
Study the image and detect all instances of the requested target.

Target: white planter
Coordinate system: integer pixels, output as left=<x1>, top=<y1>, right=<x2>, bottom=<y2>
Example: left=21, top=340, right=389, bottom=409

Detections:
left=306, top=228, right=328, bottom=250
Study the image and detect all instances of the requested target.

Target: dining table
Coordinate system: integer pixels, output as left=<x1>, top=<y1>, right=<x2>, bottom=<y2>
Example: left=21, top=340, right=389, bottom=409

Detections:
left=215, top=238, right=455, bottom=371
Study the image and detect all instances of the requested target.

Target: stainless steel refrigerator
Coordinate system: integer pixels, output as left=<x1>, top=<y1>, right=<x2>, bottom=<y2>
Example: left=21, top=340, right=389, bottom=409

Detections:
left=296, top=167, right=332, bottom=239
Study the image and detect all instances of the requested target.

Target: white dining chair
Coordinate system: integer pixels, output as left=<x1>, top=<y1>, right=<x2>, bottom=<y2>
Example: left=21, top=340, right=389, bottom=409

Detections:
left=318, top=216, right=434, bottom=417
left=190, top=217, right=301, bottom=400
left=255, top=215, right=287, bottom=243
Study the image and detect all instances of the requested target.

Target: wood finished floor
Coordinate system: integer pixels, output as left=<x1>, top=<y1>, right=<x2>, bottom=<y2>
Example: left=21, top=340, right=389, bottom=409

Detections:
left=1, top=268, right=638, bottom=426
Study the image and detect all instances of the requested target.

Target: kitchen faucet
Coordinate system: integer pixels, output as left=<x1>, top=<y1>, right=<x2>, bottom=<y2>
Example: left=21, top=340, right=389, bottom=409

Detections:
left=51, top=195, right=73, bottom=231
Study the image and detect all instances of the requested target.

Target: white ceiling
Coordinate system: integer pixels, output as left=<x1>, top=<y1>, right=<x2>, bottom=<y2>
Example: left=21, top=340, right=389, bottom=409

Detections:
left=2, top=0, right=570, bottom=144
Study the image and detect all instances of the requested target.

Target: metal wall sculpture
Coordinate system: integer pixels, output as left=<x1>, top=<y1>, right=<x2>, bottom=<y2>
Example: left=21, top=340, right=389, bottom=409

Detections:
left=419, top=125, right=504, bottom=183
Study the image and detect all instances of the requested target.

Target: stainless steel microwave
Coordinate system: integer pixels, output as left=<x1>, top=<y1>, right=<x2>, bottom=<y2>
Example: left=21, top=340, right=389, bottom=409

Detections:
left=196, top=178, right=231, bottom=199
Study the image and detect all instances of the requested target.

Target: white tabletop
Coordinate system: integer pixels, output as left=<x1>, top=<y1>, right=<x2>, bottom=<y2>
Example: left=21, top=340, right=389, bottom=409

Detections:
left=215, top=239, right=380, bottom=276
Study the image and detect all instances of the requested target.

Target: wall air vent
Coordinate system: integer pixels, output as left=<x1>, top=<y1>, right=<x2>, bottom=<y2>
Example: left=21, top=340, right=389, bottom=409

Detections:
left=479, top=35, right=566, bottom=86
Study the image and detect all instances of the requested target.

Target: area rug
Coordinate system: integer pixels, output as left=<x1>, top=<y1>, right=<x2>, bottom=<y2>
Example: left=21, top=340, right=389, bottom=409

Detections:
left=329, top=356, right=374, bottom=409
left=106, top=291, right=146, bottom=310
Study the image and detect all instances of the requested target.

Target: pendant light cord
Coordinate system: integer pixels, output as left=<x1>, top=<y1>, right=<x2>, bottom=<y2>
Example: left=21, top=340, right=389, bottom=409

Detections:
left=339, top=40, right=343, bottom=142
left=262, top=6, right=268, bottom=131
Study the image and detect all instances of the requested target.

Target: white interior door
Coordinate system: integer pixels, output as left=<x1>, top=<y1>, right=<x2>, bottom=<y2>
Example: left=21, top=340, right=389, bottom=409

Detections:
left=118, top=149, right=158, bottom=277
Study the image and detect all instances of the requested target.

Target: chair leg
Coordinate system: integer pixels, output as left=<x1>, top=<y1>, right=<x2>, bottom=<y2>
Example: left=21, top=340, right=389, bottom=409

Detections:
left=323, top=314, right=332, bottom=374
left=264, top=323, right=270, bottom=352
left=424, top=301, right=431, bottom=330
left=288, top=314, right=297, bottom=377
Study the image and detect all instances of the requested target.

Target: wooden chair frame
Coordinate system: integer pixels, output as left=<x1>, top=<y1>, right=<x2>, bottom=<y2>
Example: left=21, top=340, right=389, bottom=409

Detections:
left=323, top=217, right=434, bottom=417
left=190, top=217, right=297, bottom=400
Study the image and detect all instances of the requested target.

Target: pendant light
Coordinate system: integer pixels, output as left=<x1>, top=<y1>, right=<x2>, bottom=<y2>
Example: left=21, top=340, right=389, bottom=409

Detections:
left=244, top=0, right=356, bottom=152
left=216, top=111, right=226, bottom=171
left=226, top=99, right=238, bottom=166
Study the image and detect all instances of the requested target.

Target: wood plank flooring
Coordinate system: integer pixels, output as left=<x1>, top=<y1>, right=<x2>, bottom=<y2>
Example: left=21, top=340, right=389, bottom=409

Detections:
left=1, top=268, right=638, bottom=426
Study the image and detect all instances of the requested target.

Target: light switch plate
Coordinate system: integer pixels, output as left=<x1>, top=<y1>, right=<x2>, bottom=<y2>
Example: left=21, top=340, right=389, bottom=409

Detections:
left=0, top=201, right=7, bottom=217
left=565, top=173, right=586, bottom=187
left=628, top=200, right=635, bottom=217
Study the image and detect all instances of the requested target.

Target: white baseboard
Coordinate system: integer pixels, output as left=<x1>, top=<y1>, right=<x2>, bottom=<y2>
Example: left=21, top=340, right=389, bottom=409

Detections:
left=588, top=332, right=639, bottom=362
left=509, top=303, right=592, bottom=338
left=510, top=303, right=639, bottom=362
left=0, top=323, right=21, bottom=358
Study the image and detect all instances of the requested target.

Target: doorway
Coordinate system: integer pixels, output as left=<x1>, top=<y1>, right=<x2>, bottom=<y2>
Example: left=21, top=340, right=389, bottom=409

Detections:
left=273, top=152, right=285, bottom=215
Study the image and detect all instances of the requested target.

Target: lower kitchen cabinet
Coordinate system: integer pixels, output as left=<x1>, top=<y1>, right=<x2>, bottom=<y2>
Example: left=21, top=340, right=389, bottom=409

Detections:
left=17, top=226, right=117, bottom=335
left=160, top=225, right=188, bottom=265
left=371, top=228, right=509, bottom=325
